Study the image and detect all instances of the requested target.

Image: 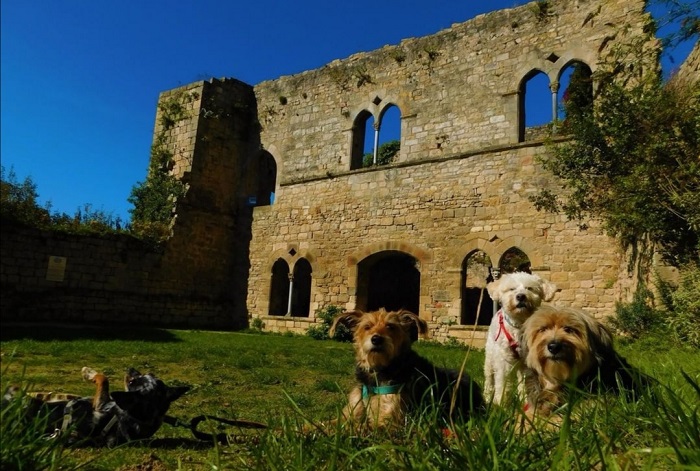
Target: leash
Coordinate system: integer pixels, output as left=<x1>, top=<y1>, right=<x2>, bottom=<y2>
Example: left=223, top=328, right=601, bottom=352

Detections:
left=163, top=414, right=267, bottom=443
left=494, top=309, right=520, bottom=358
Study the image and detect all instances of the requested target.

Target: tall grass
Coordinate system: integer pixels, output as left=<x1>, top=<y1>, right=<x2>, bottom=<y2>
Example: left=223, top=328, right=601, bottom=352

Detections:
left=1, top=325, right=698, bottom=470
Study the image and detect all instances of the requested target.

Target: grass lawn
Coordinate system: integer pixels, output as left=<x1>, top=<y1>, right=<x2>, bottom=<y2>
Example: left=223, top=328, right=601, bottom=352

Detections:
left=1, top=324, right=699, bottom=470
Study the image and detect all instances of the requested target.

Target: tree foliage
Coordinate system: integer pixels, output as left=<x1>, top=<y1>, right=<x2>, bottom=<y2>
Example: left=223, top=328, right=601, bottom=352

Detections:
left=128, top=90, right=193, bottom=241
left=1, top=166, right=124, bottom=234
left=531, top=6, right=699, bottom=266
left=363, top=140, right=400, bottom=167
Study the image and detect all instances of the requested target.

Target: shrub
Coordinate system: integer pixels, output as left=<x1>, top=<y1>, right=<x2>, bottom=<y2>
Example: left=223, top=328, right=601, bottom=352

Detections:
left=667, top=264, right=700, bottom=349
left=306, top=305, right=352, bottom=342
left=610, top=286, right=663, bottom=338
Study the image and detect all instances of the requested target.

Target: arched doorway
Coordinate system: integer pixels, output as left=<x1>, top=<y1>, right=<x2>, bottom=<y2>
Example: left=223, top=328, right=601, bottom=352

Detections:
left=356, top=251, right=420, bottom=314
left=499, top=247, right=532, bottom=274
left=461, top=250, right=494, bottom=325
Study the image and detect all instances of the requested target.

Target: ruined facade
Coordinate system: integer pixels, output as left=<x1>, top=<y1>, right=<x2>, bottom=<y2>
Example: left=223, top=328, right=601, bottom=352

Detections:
left=146, top=0, right=658, bottom=344
left=3, top=0, right=672, bottom=341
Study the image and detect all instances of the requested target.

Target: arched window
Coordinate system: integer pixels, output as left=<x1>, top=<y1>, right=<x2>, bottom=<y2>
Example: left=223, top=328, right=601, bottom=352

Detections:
left=499, top=247, right=531, bottom=275
left=244, top=151, right=277, bottom=206
left=269, top=259, right=290, bottom=316
left=460, top=251, right=494, bottom=326
left=558, top=61, right=593, bottom=124
left=291, top=258, right=312, bottom=317
left=350, top=103, right=402, bottom=170
left=350, top=110, right=373, bottom=170
left=371, top=104, right=401, bottom=166
left=519, top=70, right=552, bottom=142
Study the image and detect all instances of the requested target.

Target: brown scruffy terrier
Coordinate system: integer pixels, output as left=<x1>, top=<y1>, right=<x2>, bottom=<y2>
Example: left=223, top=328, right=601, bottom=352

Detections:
left=520, top=305, right=648, bottom=417
left=330, top=308, right=484, bottom=431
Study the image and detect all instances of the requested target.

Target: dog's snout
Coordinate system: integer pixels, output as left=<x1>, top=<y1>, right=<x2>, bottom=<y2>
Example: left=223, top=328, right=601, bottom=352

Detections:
left=516, top=293, right=527, bottom=302
left=371, top=334, right=384, bottom=346
left=547, top=341, right=562, bottom=355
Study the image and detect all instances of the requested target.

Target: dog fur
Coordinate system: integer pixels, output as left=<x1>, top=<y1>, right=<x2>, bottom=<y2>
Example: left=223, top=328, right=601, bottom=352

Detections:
left=483, top=272, right=557, bottom=405
left=3, top=367, right=189, bottom=446
left=520, top=305, right=648, bottom=416
left=330, top=308, right=483, bottom=431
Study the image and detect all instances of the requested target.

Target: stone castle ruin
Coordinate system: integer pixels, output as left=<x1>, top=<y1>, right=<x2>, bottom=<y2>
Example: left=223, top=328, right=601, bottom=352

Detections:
left=154, top=0, right=657, bottom=343
left=3, top=0, right=690, bottom=344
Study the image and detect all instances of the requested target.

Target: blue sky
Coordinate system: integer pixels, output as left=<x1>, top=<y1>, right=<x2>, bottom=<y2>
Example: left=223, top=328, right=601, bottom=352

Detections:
left=1, top=1, right=695, bottom=223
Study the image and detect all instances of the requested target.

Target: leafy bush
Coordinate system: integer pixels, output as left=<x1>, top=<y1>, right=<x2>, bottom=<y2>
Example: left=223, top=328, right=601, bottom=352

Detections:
left=128, top=90, right=194, bottom=242
left=610, top=286, right=663, bottom=339
left=306, top=305, right=352, bottom=341
left=666, top=264, right=700, bottom=349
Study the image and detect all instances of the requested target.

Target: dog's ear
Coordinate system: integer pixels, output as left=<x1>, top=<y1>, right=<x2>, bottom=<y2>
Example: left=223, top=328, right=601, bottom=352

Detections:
left=582, top=315, right=616, bottom=365
left=486, top=279, right=501, bottom=302
left=397, top=310, right=428, bottom=342
left=540, top=279, right=558, bottom=302
left=329, top=310, right=364, bottom=337
left=165, top=385, right=190, bottom=403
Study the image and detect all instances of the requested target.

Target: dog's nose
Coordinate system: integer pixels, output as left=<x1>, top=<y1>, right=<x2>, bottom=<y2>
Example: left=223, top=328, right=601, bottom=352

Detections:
left=371, top=335, right=384, bottom=346
left=516, top=293, right=527, bottom=302
left=547, top=341, right=562, bottom=355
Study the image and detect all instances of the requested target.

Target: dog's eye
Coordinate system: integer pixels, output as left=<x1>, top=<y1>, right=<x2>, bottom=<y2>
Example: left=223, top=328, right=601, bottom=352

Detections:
left=363, top=325, right=371, bottom=331
left=563, top=326, right=578, bottom=335
left=538, top=327, right=548, bottom=333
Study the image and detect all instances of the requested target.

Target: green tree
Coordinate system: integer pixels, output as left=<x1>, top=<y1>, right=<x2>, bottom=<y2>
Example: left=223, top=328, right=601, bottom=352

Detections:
left=531, top=7, right=699, bottom=266
left=0, top=166, right=50, bottom=225
left=128, top=90, right=193, bottom=241
left=363, top=140, right=400, bottom=167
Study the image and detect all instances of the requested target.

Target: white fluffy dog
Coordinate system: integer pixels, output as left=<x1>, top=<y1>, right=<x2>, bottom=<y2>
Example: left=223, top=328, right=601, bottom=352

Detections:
left=483, top=272, right=557, bottom=405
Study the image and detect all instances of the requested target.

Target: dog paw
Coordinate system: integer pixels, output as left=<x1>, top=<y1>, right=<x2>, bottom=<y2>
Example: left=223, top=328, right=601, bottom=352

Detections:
left=81, top=367, right=98, bottom=381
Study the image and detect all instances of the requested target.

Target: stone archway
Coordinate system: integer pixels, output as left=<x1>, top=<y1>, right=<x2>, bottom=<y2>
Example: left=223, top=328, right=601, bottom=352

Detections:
left=356, top=250, right=420, bottom=315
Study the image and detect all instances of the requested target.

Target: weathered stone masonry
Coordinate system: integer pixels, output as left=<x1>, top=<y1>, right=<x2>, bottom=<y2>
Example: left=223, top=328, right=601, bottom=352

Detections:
left=243, top=0, right=651, bottom=342
left=3, top=0, right=681, bottom=342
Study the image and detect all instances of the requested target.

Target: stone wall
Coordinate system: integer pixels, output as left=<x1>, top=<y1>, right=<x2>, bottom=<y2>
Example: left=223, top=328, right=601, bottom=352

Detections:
left=2, top=0, right=674, bottom=345
left=0, top=224, right=236, bottom=327
left=243, top=0, right=652, bottom=344
left=1, top=79, right=259, bottom=330
left=253, top=0, right=649, bottom=181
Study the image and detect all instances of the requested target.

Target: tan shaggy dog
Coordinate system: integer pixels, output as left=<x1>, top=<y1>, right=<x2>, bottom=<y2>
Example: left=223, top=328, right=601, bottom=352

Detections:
left=483, top=272, right=557, bottom=405
left=330, top=308, right=483, bottom=431
left=520, top=305, right=648, bottom=416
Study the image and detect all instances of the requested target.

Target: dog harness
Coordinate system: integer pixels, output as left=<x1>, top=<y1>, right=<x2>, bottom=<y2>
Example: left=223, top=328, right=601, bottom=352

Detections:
left=362, top=384, right=402, bottom=400
left=494, top=309, right=520, bottom=358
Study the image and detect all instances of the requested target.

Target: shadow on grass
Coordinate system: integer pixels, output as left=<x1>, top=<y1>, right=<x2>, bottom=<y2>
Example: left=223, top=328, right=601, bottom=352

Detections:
left=0, top=323, right=183, bottom=342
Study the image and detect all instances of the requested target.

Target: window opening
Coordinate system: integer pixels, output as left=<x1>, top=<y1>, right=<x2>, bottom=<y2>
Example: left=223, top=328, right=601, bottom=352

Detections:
left=519, top=71, right=552, bottom=142
left=461, top=251, right=494, bottom=326
left=558, top=62, right=593, bottom=124
left=290, top=259, right=312, bottom=317
left=269, top=259, right=290, bottom=316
